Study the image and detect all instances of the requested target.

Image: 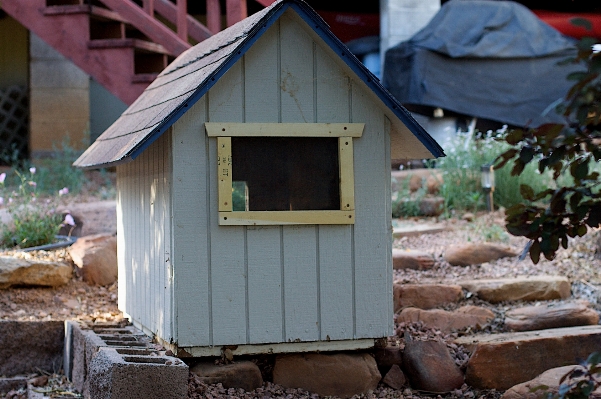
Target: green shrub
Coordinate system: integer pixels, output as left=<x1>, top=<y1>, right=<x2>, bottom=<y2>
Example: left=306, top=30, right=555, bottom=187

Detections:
left=0, top=168, right=66, bottom=249
left=436, top=129, right=555, bottom=215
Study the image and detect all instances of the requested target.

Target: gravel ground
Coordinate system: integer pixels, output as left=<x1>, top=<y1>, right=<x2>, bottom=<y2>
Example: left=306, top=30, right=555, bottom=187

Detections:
left=2, top=208, right=601, bottom=398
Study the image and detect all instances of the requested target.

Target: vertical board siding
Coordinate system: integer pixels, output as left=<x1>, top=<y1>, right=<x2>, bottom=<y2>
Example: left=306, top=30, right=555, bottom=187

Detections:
left=315, top=43, right=355, bottom=341
left=142, top=9, right=393, bottom=349
left=243, top=23, right=284, bottom=344
left=172, top=98, right=211, bottom=346
left=351, top=81, right=393, bottom=339
left=117, top=133, right=173, bottom=340
left=279, top=14, right=320, bottom=342
left=208, top=61, right=248, bottom=345
left=282, top=226, right=319, bottom=341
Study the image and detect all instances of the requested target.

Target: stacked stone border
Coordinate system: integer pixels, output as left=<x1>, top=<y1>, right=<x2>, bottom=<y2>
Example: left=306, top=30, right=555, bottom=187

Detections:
left=64, top=320, right=188, bottom=399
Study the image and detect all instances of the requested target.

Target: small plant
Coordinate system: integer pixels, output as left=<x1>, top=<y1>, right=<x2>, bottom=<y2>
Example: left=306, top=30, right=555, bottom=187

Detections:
left=0, top=167, right=71, bottom=249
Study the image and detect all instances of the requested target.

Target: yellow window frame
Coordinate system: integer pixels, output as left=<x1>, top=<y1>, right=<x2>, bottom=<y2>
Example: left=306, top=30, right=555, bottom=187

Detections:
left=206, top=123, right=363, bottom=226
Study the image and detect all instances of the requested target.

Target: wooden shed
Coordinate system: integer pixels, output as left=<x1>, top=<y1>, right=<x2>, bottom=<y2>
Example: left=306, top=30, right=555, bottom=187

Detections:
left=74, top=0, right=444, bottom=357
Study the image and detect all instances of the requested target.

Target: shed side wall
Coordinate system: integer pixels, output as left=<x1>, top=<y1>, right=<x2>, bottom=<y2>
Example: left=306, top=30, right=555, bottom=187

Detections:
left=171, top=10, right=392, bottom=348
left=117, top=131, right=173, bottom=341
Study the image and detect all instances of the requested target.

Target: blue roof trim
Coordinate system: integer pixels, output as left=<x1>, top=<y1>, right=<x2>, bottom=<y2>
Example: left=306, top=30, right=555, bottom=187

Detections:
left=129, top=3, right=290, bottom=160
left=289, top=2, right=444, bottom=158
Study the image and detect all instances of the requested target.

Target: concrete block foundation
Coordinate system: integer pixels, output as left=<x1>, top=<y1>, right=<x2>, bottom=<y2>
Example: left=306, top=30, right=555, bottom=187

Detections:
left=64, top=320, right=188, bottom=399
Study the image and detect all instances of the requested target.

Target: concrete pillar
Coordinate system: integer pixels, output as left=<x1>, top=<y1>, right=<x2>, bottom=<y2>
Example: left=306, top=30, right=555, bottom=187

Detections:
left=29, top=33, right=90, bottom=158
left=380, top=0, right=440, bottom=75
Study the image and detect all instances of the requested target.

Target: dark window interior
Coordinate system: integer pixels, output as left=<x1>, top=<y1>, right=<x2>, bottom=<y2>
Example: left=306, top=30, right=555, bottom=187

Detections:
left=231, top=137, right=340, bottom=211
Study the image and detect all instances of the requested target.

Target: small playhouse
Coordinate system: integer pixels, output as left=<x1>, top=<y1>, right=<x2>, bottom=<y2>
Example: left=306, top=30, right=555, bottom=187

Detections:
left=74, top=0, right=444, bottom=357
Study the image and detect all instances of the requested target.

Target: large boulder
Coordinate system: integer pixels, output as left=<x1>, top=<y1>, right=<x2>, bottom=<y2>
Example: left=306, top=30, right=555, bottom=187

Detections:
left=504, top=301, right=599, bottom=331
left=402, top=337, right=464, bottom=392
left=394, top=283, right=463, bottom=312
left=68, top=234, right=117, bottom=286
left=273, top=352, right=380, bottom=399
left=457, top=276, right=571, bottom=303
left=0, top=256, right=72, bottom=289
left=455, top=325, right=601, bottom=390
left=190, top=361, right=263, bottom=392
left=444, top=243, right=519, bottom=266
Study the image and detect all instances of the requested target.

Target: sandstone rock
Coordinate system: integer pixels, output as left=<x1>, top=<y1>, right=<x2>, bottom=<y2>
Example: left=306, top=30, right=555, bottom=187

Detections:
left=273, top=352, right=381, bottom=399
left=391, top=169, right=442, bottom=195
left=59, top=200, right=116, bottom=237
left=501, top=365, right=601, bottom=399
left=392, top=249, right=435, bottom=270
left=68, top=234, right=117, bottom=286
left=393, top=283, right=463, bottom=312
left=455, top=325, right=601, bottom=390
left=505, top=301, right=600, bottom=331
left=419, top=197, right=444, bottom=216
left=458, top=276, right=571, bottom=303
left=397, top=306, right=494, bottom=333
left=190, top=361, right=263, bottom=392
left=462, top=212, right=475, bottom=222
left=0, top=321, right=64, bottom=376
left=373, top=346, right=403, bottom=374
left=402, top=337, right=464, bottom=392
left=444, top=243, right=519, bottom=266
left=382, top=364, right=406, bottom=390
left=0, top=256, right=72, bottom=289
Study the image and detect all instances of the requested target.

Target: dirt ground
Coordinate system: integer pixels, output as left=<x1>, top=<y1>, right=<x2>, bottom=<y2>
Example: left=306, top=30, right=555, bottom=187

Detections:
left=2, top=196, right=601, bottom=398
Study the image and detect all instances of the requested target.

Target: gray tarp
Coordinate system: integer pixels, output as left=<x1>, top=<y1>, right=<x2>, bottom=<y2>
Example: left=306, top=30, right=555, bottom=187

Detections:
left=383, top=0, right=585, bottom=128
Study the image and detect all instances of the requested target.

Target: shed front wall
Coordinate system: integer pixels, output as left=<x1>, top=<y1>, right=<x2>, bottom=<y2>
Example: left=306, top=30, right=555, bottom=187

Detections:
left=171, top=9, right=393, bottom=350
left=117, top=132, right=173, bottom=342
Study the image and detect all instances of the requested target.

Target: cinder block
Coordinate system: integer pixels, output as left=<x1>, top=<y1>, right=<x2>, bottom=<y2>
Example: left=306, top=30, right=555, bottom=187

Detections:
left=65, top=321, right=188, bottom=399
left=88, top=348, right=188, bottom=399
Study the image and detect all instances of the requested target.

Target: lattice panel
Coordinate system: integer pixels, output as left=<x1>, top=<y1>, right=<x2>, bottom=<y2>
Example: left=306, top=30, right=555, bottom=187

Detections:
left=0, top=85, right=28, bottom=163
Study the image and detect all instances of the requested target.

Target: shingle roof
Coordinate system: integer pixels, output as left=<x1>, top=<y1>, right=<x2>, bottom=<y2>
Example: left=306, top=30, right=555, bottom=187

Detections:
left=74, top=0, right=444, bottom=169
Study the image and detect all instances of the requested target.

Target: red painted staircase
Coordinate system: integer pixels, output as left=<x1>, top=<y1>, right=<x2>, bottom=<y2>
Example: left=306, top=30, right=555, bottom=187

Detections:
left=1, top=0, right=275, bottom=105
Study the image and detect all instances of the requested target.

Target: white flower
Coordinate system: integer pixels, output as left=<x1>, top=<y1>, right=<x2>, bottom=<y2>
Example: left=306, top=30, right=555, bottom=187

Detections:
left=0, top=197, right=3, bottom=206
left=59, top=187, right=69, bottom=196
left=29, top=167, right=36, bottom=174
left=63, top=214, right=76, bottom=226
left=0, top=173, right=5, bottom=184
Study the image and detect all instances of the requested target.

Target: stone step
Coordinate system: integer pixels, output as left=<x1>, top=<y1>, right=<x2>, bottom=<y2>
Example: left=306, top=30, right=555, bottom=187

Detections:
left=457, top=276, right=571, bottom=303
left=504, top=301, right=599, bottom=331
left=454, top=325, right=601, bottom=391
left=397, top=306, right=494, bottom=333
left=393, top=283, right=463, bottom=312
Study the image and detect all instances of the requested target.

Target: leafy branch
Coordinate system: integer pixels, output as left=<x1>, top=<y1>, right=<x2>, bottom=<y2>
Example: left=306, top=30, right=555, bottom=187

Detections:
left=495, top=29, right=601, bottom=263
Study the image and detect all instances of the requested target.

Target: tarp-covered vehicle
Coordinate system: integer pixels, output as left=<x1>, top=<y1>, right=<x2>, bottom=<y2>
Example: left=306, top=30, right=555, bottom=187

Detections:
left=382, top=0, right=585, bottom=129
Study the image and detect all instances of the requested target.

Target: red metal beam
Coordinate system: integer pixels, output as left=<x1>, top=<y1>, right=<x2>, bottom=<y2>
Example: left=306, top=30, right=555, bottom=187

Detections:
left=176, top=0, right=188, bottom=41
left=206, top=0, right=221, bottom=34
left=154, top=0, right=212, bottom=42
left=2, top=0, right=148, bottom=104
left=226, top=0, right=247, bottom=27
left=97, top=0, right=190, bottom=55
left=143, top=0, right=154, bottom=16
